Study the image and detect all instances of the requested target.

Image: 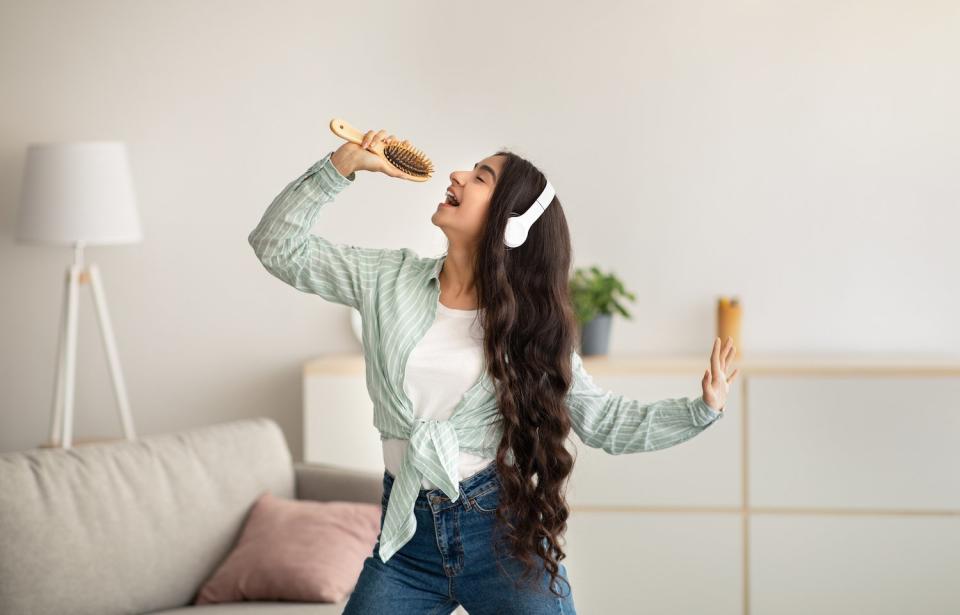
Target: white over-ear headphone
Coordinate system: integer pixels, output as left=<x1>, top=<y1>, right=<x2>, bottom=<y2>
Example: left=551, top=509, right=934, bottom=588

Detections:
left=504, top=180, right=555, bottom=249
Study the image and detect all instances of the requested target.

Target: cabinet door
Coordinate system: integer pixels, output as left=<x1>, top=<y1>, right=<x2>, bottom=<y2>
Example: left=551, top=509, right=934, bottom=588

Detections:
left=748, top=376, right=960, bottom=613
left=749, top=376, right=960, bottom=509
left=564, top=512, right=743, bottom=615
left=751, top=515, right=960, bottom=614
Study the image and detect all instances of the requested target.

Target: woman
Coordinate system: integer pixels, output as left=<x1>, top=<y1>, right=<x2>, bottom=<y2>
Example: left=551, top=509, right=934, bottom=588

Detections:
left=248, top=129, right=739, bottom=614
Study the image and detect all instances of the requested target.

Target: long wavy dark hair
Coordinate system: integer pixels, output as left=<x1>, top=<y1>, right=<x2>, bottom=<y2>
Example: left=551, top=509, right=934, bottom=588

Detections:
left=454, top=149, right=579, bottom=598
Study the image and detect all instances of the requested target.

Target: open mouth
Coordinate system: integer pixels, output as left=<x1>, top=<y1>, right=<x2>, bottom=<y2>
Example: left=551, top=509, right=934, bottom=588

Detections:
left=440, top=190, right=460, bottom=207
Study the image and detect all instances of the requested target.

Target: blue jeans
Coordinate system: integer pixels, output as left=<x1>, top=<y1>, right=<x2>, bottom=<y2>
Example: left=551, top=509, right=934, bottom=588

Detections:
left=342, top=461, right=577, bottom=614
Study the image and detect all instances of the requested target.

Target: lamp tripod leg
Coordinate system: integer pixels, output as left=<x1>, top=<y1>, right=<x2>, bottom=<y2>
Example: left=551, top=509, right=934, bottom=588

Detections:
left=60, top=264, right=82, bottom=449
left=88, top=263, right=136, bottom=441
left=48, top=268, right=70, bottom=446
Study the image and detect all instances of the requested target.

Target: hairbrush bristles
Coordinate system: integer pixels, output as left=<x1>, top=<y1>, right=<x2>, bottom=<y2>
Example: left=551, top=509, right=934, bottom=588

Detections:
left=329, top=117, right=434, bottom=182
left=383, top=142, right=434, bottom=178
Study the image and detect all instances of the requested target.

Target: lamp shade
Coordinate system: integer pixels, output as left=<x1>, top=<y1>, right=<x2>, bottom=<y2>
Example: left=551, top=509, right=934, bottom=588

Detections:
left=16, top=141, right=142, bottom=246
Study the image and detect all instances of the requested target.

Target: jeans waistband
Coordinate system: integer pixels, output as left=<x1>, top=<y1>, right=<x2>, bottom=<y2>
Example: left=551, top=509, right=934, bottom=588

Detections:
left=384, top=459, right=500, bottom=501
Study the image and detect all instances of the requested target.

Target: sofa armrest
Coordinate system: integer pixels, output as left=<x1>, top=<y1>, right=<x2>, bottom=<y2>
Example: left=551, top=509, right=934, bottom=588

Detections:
left=293, top=462, right=383, bottom=505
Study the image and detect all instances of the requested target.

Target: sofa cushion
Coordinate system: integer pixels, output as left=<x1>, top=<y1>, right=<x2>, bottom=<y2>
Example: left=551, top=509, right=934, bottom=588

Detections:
left=0, top=418, right=295, bottom=615
left=195, top=492, right=380, bottom=605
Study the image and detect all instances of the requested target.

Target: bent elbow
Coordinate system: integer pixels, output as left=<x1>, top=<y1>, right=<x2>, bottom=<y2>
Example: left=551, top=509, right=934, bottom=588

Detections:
left=248, top=228, right=274, bottom=262
left=247, top=228, right=260, bottom=254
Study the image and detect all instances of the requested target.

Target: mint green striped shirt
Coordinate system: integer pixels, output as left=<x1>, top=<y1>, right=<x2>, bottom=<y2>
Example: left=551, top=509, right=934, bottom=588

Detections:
left=248, top=150, right=725, bottom=563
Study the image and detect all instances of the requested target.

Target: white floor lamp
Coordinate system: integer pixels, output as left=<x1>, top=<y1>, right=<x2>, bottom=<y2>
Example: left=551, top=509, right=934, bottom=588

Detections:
left=16, top=141, right=143, bottom=449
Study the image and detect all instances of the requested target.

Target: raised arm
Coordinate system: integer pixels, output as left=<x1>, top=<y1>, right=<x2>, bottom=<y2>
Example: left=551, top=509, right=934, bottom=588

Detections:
left=248, top=150, right=397, bottom=311
left=565, top=350, right=724, bottom=455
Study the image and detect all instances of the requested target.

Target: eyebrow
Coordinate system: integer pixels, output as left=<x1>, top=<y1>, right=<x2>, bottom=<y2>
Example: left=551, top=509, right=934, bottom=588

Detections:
left=473, top=162, right=497, bottom=183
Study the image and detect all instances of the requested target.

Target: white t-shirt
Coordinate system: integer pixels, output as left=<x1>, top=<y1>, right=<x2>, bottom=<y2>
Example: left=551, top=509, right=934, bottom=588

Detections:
left=381, top=298, right=495, bottom=490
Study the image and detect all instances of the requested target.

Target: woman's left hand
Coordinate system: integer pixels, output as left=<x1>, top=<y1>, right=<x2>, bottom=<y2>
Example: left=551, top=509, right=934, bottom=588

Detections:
left=701, top=337, right=739, bottom=412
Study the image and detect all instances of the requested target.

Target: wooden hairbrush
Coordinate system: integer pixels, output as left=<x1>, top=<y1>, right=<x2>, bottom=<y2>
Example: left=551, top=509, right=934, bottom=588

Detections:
left=328, top=118, right=434, bottom=182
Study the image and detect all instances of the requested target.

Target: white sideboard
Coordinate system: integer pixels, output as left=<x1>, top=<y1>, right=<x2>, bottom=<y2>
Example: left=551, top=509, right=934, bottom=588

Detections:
left=303, top=353, right=960, bottom=615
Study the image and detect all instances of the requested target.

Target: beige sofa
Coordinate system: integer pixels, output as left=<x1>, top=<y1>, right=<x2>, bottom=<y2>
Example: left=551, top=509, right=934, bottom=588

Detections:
left=0, top=418, right=383, bottom=614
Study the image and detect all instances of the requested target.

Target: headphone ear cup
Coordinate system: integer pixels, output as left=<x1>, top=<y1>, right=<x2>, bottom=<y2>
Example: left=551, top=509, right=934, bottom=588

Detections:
left=503, top=179, right=554, bottom=248
left=504, top=217, right=528, bottom=248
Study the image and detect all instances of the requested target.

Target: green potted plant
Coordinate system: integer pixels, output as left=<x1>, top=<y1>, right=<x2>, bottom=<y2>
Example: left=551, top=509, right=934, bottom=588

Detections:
left=569, top=266, right=637, bottom=356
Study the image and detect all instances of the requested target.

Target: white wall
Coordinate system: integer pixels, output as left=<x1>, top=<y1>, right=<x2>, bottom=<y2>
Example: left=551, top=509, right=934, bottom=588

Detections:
left=1, top=0, right=958, bottom=456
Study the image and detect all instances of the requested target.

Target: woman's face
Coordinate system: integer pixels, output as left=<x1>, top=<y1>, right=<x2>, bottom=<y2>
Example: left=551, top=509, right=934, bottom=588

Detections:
left=431, top=154, right=505, bottom=245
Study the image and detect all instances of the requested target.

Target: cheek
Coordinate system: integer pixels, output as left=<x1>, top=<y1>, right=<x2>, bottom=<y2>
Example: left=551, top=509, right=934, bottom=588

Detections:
left=462, top=204, right=489, bottom=228
left=463, top=198, right=489, bottom=218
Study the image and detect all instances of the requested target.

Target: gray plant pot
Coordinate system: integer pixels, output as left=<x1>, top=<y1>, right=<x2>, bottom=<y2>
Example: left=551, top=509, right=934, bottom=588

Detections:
left=579, top=313, right=613, bottom=356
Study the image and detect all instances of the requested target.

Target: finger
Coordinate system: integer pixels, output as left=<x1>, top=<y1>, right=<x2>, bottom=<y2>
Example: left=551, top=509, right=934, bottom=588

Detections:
left=372, top=129, right=389, bottom=149
left=362, top=130, right=376, bottom=149
left=702, top=368, right=710, bottom=393
left=726, top=367, right=740, bottom=385
left=722, top=338, right=735, bottom=369
left=722, top=340, right=735, bottom=365
left=711, top=337, right=721, bottom=377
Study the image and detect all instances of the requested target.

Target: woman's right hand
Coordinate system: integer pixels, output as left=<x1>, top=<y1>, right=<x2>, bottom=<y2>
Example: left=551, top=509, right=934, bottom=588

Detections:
left=332, top=129, right=412, bottom=180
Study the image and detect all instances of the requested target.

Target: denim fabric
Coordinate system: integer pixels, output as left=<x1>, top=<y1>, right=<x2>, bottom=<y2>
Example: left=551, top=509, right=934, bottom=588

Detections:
left=342, top=461, right=577, bottom=614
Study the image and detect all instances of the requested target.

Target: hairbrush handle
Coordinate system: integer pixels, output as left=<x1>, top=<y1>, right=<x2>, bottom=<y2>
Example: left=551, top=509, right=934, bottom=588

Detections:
left=329, top=117, right=367, bottom=146
left=328, top=117, right=434, bottom=182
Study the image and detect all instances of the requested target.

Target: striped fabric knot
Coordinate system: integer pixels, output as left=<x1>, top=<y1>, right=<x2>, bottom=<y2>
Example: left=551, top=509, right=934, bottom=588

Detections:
left=377, top=417, right=463, bottom=563
left=408, top=417, right=461, bottom=501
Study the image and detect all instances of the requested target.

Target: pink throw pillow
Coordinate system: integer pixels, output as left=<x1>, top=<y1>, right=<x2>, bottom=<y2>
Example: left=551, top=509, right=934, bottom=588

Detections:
left=194, top=492, right=381, bottom=605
